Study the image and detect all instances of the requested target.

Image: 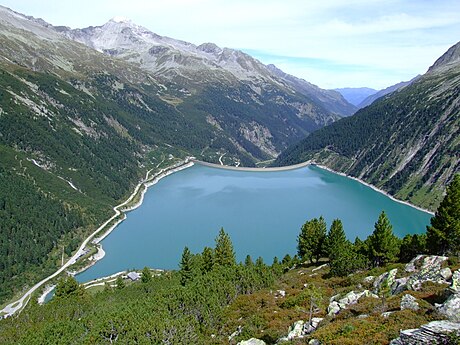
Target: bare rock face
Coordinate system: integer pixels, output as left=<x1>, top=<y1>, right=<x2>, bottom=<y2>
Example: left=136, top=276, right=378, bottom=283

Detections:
left=390, top=321, right=460, bottom=345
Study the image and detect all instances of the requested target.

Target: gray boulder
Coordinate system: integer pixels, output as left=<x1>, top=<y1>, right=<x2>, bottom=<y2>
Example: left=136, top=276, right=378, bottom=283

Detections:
left=373, top=268, right=398, bottom=294
left=451, top=269, right=460, bottom=293
left=437, top=294, right=460, bottom=322
left=327, top=290, right=378, bottom=316
left=406, top=255, right=450, bottom=291
left=400, top=294, right=419, bottom=311
left=237, top=338, right=266, bottom=345
left=390, top=320, right=460, bottom=345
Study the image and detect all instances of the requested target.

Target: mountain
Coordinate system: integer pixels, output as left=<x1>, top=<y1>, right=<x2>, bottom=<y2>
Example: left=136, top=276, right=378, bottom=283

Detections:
left=357, top=78, right=416, bottom=108
left=0, top=4, right=354, bottom=303
left=334, top=87, right=377, bottom=107
left=57, top=17, right=356, bottom=118
left=274, top=41, right=460, bottom=211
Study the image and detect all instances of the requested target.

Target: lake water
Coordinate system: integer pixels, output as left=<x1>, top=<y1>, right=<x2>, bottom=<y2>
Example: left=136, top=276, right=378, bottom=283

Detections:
left=77, top=164, right=432, bottom=283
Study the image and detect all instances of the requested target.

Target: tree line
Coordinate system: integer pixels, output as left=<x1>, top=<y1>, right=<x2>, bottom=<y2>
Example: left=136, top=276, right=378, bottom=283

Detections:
left=297, top=174, right=460, bottom=276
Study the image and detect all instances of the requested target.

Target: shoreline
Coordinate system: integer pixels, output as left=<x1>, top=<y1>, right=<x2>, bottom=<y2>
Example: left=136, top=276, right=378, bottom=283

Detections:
left=310, top=162, right=434, bottom=215
left=0, top=157, right=195, bottom=318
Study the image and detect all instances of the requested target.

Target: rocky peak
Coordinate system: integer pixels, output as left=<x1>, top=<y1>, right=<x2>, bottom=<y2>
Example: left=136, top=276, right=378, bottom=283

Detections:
left=428, top=40, right=460, bottom=73
left=197, top=42, right=222, bottom=55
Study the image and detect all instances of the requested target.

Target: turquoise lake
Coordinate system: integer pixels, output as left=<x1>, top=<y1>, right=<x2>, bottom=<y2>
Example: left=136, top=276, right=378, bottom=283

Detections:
left=77, top=164, right=432, bottom=283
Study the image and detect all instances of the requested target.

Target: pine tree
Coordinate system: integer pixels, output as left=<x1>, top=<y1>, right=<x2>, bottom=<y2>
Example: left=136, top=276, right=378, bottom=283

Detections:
left=244, top=254, right=253, bottom=267
left=214, top=228, right=236, bottom=267
left=179, top=246, right=193, bottom=286
left=55, top=275, right=84, bottom=298
left=427, top=174, right=460, bottom=255
left=368, top=211, right=399, bottom=267
left=325, top=219, right=347, bottom=257
left=297, top=216, right=327, bottom=263
left=141, top=267, right=152, bottom=283
left=201, top=246, right=214, bottom=273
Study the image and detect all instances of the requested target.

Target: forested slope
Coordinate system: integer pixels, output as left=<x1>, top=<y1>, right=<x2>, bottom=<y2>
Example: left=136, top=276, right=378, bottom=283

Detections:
left=275, top=42, right=460, bottom=211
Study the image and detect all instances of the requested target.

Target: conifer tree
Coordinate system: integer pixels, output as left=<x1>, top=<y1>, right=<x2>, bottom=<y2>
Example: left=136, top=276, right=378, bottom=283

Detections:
left=141, top=267, right=152, bottom=283
left=201, top=246, right=214, bottom=273
left=244, top=254, right=254, bottom=267
left=297, top=216, right=327, bottom=263
left=427, top=174, right=460, bottom=255
left=55, top=275, right=84, bottom=298
left=214, top=228, right=236, bottom=267
left=325, top=219, right=347, bottom=257
left=368, top=211, right=399, bottom=267
left=179, top=246, right=193, bottom=286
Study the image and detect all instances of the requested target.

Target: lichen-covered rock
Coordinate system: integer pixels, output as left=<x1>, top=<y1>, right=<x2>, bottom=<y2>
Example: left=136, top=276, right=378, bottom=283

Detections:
left=287, top=320, right=305, bottom=339
left=381, top=311, right=394, bottom=318
left=392, top=277, right=409, bottom=295
left=237, top=338, right=266, bottom=345
left=308, top=339, right=321, bottom=345
left=405, top=255, right=450, bottom=291
left=304, top=318, right=323, bottom=334
left=390, top=320, right=460, bottom=345
left=451, top=270, right=460, bottom=293
left=440, top=267, right=452, bottom=280
left=400, top=294, right=419, bottom=311
left=327, top=301, right=341, bottom=316
left=327, top=290, right=378, bottom=315
left=437, top=294, right=460, bottom=322
left=373, top=268, right=398, bottom=293
left=363, top=275, right=375, bottom=283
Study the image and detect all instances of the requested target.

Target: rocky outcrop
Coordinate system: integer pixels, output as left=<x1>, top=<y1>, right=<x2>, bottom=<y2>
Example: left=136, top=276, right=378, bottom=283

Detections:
left=390, top=321, right=460, bottom=345
left=451, top=270, right=460, bottom=293
left=373, top=268, right=398, bottom=294
left=437, top=294, right=460, bottom=322
left=328, top=290, right=378, bottom=316
left=406, top=256, right=450, bottom=291
left=372, top=256, right=452, bottom=296
left=400, top=294, right=419, bottom=311
left=237, top=338, right=266, bottom=345
left=278, top=318, right=324, bottom=342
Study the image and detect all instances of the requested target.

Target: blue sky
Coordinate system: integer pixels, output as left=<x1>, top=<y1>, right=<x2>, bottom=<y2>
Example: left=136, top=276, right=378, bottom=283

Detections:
left=2, top=0, right=460, bottom=89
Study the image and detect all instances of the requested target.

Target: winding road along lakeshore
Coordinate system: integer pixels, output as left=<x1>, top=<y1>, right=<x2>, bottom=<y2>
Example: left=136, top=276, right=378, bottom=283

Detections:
left=0, top=158, right=194, bottom=318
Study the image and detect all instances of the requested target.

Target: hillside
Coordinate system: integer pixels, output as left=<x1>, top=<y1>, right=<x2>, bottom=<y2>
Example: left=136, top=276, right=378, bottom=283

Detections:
left=275, top=42, right=460, bottom=211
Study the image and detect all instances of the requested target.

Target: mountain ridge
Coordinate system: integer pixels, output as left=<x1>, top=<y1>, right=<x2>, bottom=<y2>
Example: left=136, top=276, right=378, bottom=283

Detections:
left=274, top=41, right=460, bottom=211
